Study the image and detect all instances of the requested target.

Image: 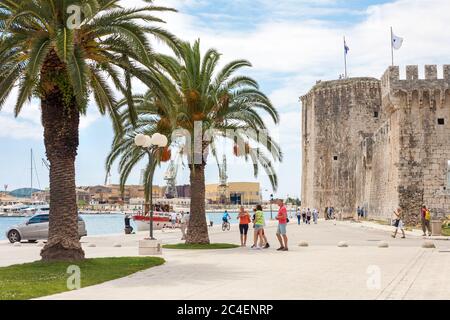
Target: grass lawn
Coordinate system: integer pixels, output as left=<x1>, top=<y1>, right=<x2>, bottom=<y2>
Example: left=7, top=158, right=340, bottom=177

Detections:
left=163, top=243, right=239, bottom=250
left=0, top=257, right=164, bottom=300
left=442, top=228, right=450, bottom=236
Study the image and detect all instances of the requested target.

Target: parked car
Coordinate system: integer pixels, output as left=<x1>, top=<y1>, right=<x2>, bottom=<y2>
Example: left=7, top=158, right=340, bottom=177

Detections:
left=5, top=214, right=87, bottom=243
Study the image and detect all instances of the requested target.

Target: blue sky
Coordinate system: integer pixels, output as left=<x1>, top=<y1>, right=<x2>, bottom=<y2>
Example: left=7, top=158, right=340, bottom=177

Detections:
left=1, top=0, right=450, bottom=200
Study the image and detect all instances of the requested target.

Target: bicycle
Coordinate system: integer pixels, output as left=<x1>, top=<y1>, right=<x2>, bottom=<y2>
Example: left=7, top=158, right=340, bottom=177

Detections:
left=222, top=220, right=231, bottom=231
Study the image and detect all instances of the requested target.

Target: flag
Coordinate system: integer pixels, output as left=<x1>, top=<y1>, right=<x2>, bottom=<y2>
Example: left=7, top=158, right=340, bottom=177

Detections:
left=344, top=40, right=350, bottom=55
left=392, top=33, right=403, bottom=50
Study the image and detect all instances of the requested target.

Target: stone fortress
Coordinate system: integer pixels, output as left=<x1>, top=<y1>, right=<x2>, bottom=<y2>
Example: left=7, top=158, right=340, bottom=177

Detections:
left=301, top=65, right=450, bottom=224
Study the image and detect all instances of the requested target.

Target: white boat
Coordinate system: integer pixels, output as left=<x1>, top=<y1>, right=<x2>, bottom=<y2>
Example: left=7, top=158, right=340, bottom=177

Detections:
left=0, top=203, right=29, bottom=216
left=132, top=212, right=172, bottom=232
left=20, top=202, right=50, bottom=216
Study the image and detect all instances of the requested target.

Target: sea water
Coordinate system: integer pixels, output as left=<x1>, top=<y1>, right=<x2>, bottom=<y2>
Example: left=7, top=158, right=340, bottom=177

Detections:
left=0, top=211, right=280, bottom=240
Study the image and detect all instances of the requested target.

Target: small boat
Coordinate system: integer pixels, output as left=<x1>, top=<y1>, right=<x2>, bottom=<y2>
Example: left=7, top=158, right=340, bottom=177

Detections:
left=132, top=212, right=172, bottom=232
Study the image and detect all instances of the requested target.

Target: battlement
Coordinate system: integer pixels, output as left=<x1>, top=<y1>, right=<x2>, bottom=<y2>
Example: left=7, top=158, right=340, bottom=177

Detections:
left=382, top=65, right=450, bottom=90
left=300, top=77, right=380, bottom=102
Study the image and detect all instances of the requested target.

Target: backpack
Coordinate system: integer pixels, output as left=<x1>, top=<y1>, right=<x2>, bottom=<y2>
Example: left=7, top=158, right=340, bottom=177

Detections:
left=425, top=210, right=431, bottom=221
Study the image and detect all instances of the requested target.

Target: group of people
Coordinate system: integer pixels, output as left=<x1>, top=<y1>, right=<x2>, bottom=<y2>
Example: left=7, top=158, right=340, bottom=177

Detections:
left=391, top=205, right=433, bottom=238
left=235, top=199, right=289, bottom=251
left=356, top=206, right=367, bottom=219
left=295, top=208, right=319, bottom=225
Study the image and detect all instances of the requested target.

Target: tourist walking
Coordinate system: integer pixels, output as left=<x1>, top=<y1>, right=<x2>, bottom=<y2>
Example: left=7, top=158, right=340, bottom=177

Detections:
left=357, top=206, right=362, bottom=220
left=296, top=208, right=301, bottom=225
left=392, top=208, right=406, bottom=239
left=260, top=210, right=269, bottom=248
left=312, top=208, right=318, bottom=224
left=180, top=212, right=190, bottom=240
left=306, top=208, right=312, bottom=224
left=252, top=205, right=269, bottom=249
left=421, top=205, right=432, bottom=237
left=275, top=199, right=289, bottom=251
left=302, top=208, right=307, bottom=223
left=237, top=206, right=251, bottom=247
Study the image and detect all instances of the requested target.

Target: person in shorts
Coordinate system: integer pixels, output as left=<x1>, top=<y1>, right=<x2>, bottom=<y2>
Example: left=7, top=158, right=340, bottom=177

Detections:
left=392, top=208, right=406, bottom=239
left=237, top=206, right=251, bottom=247
left=251, top=205, right=269, bottom=249
left=275, top=199, right=288, bottom=251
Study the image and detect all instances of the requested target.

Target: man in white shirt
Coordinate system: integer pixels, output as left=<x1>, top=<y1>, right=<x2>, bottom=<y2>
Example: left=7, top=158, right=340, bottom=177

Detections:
left=170, top=211, right=178, bottom=229
left=180, top=212, right=190, bottom=240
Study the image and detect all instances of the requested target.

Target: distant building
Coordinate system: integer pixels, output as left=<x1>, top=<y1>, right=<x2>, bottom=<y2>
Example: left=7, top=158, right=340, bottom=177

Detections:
left=32, top=189, right=91, bottom=204
left=205, top=182, right=261, bottom=205
left=9, top=188, right=41, bottom=198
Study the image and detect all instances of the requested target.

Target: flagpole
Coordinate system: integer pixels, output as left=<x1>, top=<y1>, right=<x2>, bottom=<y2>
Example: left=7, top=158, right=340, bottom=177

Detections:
left=344, top=36, right=348, bottom=79
left=390, top=27, right=394, bottom=66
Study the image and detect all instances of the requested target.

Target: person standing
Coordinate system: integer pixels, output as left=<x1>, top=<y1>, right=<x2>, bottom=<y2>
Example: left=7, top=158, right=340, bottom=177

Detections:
left=392, top=208, right=406, bottom=239
left=301, top=208, right=307, bottom=223
left=357, top=206, right=361, bottom=220
left=180, top=211, right=190, bottom=240
left=421, top=205, right=432, bottom=237
left=170, top=211, right=178, bottom=229
left=296, top=208, right=301, bottom=225
left=251, top=205, right=268, bottom=249
left=237, top=206, right=251, bottom=247
left=275, top=199, right=288, bottom=251
left=124, top=213, right=133, bottom=234
left=312, top=208, right=318, bottom=224
left=306, top=208, right=312, bottom=224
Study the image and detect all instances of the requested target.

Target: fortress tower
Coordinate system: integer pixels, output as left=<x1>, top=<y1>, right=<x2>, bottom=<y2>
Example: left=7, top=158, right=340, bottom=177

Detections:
left=301, top=65, right=450, bottom=223
left=301, top=78, right=382, bottom=216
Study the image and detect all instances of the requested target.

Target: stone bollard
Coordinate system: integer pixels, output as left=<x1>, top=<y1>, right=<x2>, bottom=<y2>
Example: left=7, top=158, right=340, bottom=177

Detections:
left=422, top=241, right=436, bottom=249
left=13, top=242, right=21, bottom=247
left=113, top=243, right=122, bottom=248
left=298, top=241, right=309, bottom=247
left=36, top=241, right=45, bottom=247
left=431, top=220, right=442, bottom=236
left=378, top=241, right=389, bottom=248
left=337, top=241, right=348, bottom=248
left=87, top=243, right=96, bottom=248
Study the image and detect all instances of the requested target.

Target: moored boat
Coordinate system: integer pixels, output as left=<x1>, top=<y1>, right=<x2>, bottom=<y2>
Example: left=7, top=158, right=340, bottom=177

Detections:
left=132, top=212, right=171, bottom=231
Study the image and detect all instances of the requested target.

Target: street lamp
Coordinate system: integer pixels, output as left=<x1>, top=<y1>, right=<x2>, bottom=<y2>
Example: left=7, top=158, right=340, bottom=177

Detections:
left=134, top=132, right=168, bottom=240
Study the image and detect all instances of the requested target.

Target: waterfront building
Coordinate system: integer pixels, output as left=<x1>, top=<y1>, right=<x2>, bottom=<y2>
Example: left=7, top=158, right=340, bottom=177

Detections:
left=205, top=182, right=261, bottom=205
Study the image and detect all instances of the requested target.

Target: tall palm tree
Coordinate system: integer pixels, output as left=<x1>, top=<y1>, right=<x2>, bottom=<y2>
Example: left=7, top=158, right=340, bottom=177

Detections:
left=109, top=40, right=282, bottom=244
left=0, top=0, right=177, bottom=261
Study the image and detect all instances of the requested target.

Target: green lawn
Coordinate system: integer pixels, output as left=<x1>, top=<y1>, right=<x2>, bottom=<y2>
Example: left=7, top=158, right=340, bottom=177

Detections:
left=163, top=243, right=239, bottom=250
left=442, top=227, right=450, bottom=236
left=0, top=257, right=164, bottom=300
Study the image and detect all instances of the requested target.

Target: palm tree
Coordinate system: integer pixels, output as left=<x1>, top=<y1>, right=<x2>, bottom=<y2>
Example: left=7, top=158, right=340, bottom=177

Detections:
left=0, top=0, right=177, bottom=261
left=106, top=80, right=179, bottom=213
left=109, top=40, right=282, bottom=244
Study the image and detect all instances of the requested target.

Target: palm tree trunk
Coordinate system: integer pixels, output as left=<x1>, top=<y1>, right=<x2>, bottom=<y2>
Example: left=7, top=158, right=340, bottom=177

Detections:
left=40, top=50, right=85, bottom=261
left=186, top=164, right=210, bottom=244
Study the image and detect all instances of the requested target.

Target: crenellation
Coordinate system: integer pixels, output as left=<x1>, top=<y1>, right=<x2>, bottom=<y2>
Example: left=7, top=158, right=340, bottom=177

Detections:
left=406, top=65, right=419, bottom=80
left=444, top=65, right=450, bottom=80
left=425, top=65, right=438, bottom=80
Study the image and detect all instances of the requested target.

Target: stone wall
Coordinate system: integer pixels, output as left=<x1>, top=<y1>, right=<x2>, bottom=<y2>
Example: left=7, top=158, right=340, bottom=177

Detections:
left=301, top=78, right=381, bottom=217
left=381, top=65, right=450, bottom=223
left=302, top=65, right=450, bottom=224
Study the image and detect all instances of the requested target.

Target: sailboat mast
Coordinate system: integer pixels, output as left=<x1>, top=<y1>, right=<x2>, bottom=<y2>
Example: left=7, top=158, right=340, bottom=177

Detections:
left=30, top=148, right=33, bottom=193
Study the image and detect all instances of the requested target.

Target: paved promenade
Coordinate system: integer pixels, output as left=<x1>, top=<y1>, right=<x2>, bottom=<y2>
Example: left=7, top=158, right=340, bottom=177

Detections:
left=1, top=220, right=449, bottom=300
